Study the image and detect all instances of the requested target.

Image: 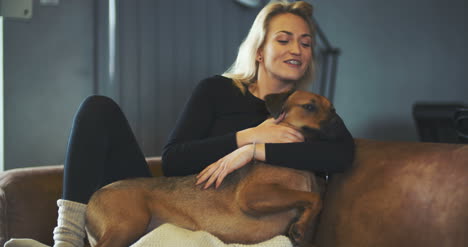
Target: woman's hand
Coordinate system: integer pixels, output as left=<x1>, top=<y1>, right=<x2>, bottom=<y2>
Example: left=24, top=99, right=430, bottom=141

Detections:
left=237, top=113, right=304, bottom=146
left=196, top=144, right=255, bottom=189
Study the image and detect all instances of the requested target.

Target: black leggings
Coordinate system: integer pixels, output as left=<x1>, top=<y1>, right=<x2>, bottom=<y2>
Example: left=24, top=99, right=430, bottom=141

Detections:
left=62, top=95, right=152, bottom=204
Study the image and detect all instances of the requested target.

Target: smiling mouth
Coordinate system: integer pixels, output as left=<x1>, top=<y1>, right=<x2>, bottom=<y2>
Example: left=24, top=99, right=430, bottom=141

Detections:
left=284, top=59, right=302, bottom=66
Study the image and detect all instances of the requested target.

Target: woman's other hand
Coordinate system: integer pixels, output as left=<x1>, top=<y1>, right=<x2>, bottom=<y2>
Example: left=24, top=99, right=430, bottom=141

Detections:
left=196, top=143, right=263, bottom=189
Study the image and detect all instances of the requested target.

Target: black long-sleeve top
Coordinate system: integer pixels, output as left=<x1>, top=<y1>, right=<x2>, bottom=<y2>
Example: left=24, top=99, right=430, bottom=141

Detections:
left=162, top=75, right=355, bottom=177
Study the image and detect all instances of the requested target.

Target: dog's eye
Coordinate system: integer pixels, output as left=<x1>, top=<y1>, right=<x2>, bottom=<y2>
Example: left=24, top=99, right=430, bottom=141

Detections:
left=302, top=104, right=316, bottom=112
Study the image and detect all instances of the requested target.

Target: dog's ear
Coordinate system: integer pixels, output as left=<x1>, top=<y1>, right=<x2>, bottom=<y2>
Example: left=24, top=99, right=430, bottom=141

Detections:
left=264, top=91, right=294, bottom=119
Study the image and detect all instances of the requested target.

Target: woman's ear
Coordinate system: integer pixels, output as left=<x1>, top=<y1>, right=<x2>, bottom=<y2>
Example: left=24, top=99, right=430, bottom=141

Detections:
left=256, top=49, right=264, bottom=62
left=264, top=92, right=292, bottom=119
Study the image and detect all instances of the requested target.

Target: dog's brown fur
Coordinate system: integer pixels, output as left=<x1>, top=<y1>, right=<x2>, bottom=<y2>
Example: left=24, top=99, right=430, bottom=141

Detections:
left=85, top=91, right=347, bottom=247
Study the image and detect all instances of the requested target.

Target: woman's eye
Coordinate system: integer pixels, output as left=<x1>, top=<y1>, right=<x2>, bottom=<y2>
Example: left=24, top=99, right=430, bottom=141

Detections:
left=302, top=104, right=316, bottom=112
left=277, top=40, right=288, bottom=44
left=301, top=43, right=311, bottom=47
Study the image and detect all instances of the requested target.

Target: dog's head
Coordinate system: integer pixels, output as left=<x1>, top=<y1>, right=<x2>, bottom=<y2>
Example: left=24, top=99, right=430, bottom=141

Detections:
left=265, top=90, right=347, bottom=141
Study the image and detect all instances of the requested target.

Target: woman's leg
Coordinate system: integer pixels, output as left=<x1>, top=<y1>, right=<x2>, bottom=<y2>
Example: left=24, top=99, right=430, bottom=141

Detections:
left=55, top=95, right=152, bottom=247
left=63, top=95, right=151, bottom=203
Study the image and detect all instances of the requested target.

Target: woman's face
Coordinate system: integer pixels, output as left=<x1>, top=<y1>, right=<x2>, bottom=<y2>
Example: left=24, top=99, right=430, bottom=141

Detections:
left=257, top=13, right=313, bottom=84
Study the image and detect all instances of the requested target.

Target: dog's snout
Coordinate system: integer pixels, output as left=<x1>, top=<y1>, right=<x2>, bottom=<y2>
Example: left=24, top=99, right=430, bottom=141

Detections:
left=319, top=114, right=346, bottom=140
left=329, top=114, right=340, bottom=126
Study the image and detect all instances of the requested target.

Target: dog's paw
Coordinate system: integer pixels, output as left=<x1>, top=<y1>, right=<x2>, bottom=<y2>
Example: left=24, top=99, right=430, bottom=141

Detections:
left=289, top=223, right=305, bottom=243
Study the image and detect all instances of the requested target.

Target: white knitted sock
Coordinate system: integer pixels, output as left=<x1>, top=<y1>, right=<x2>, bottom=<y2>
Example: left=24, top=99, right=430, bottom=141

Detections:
left=52, top=199, right=87, bottom=247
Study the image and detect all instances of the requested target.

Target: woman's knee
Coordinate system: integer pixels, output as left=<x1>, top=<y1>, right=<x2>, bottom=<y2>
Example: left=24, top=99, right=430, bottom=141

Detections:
left=82, top=95, right=118, bottom=109
left=81, top=95, right=121, bottom=113
left=75, top=95, right=124, bottom=122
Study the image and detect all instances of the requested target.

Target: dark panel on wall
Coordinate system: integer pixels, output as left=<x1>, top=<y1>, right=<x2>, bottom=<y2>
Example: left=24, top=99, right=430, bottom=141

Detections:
left=139, top=0, right=159, bottom=156
left=114, top=0, right=258, bottom=157
left=4, top=0, right=95, bottom=169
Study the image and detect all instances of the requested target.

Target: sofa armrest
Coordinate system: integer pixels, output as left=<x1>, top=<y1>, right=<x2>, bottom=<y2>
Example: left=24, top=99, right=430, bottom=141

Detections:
left=0, top=157, right=162, bottom=246
left=0, top=166, right=63, bottom=246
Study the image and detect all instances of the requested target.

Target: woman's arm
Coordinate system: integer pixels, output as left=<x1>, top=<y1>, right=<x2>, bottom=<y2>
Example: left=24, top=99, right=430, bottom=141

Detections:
left=163, top=76, right=354, bottom=177
left=264, top=127, right=355, bottom=173
left=237, top=114, right=355, bottom=173
left=197, top=118, right=355, bottom=189
left=162, top=76, right=306, bottom=177
left=162, top=77, right=239, bottom=176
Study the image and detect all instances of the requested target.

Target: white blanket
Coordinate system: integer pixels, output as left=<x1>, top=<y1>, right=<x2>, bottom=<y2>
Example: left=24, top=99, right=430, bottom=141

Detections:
left=131, top=223, right=293, bottom=247
left=4, top=223, right=293, bottom=247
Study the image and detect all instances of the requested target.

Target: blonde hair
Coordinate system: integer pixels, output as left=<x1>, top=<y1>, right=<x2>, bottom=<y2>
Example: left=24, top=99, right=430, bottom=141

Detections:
left=223, top=0, right=315, bottom=93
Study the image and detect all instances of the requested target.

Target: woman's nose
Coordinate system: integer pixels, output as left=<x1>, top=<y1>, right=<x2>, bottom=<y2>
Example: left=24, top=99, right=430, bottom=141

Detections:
left=289, top=41, right=301, bottom=55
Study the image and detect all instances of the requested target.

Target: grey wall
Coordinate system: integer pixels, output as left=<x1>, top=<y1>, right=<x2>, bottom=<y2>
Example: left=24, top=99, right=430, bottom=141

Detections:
left=312, top=0, right=468, bottom=141
left=118, top=0, right=468, bottom=150
left=111, top=0, right=258, bottom=156
left=4, top=0, right=95, bottom=169
left=3, top=0, right=259, bottom=169
left=3, top=0, right=467, bottom=169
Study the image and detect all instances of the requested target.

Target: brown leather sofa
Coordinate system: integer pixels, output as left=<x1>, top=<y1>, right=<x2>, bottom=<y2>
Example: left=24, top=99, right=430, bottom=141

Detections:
left=1, top=139, right=467, bottom=247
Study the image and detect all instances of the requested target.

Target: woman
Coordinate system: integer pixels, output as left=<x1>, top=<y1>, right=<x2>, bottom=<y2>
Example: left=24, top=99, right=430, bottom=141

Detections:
left=162, top=1, right=354, bottom=189
left=21, top=1, right=354, bottom=247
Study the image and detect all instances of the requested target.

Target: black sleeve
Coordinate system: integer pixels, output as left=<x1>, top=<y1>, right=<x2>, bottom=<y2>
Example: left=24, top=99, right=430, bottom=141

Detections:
left=265, top=122, right=355, bottom=173
left=161, top=78, right=238, bottom=176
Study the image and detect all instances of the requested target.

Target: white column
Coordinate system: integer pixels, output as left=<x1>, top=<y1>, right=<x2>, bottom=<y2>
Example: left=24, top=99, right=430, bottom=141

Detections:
left=108, top=0, right=116, bottom=84
left=0, top=17, right=4, bottom=171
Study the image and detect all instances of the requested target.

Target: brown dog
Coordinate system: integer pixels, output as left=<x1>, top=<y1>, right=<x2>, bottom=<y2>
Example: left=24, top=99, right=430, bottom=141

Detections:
left=85, top=91, right=347, bottom=247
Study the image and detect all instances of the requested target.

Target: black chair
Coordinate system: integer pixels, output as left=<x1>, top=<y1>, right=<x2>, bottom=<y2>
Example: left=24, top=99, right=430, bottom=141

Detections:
left=413, top=103, right=466, bottom=143
left=455, top=107, right=468, bottom=143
